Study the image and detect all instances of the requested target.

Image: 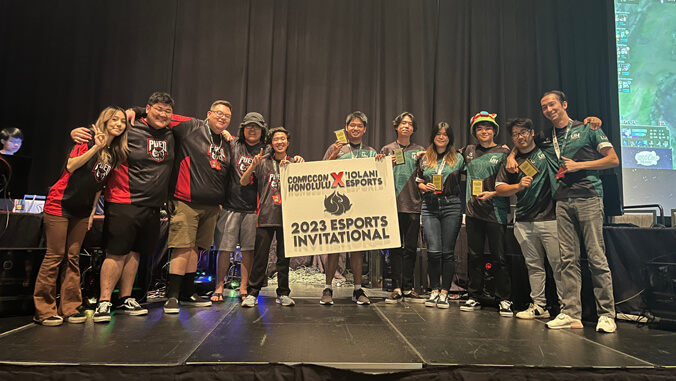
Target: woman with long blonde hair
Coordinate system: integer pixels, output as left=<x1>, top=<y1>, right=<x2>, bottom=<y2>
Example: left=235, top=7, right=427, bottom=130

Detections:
left=417, top=122, right=465, bottom=309
left=33, top=106, right=129, bottom=326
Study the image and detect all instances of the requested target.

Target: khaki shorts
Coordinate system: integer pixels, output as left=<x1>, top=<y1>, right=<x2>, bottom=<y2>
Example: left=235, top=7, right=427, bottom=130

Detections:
left=168, top=199, right=220, bottom=250
left=213, top=209, right=257, bottom=252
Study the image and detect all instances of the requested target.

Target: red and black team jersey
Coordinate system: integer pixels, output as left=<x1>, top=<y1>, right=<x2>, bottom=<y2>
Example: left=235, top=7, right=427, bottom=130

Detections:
left=168, top=116, right=231, bottom=206
left=105, top=118, right=175, bottom=208
left=253, top=155, right=288, bottom=227
left=223, top=140, right=266, bottom=213
left=44, top=139, right=113, bottom=218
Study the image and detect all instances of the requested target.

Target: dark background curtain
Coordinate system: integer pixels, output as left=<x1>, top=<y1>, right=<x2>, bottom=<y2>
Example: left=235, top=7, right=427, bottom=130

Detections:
left=0, top=0, right=619, bottom=198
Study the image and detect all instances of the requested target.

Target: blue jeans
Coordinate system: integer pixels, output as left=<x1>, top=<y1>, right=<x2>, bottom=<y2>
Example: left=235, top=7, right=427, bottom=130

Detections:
left=421, top=195, right=462, bottom=291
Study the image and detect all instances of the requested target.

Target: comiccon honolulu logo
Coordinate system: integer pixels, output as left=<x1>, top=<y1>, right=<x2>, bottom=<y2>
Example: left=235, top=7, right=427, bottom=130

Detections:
left=287, top=170, right=383, bottom=192
left=147, top=139, right=168, bottom=162
left=92, top=161, right=112, bottom=183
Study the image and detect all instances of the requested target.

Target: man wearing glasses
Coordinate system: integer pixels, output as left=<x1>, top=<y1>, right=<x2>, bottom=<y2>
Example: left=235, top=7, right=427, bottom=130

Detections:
left=320, top=111, right=377, bottom=305
left=158, top=100, right=234, bottom=314
left=495, top=118, right=562, bottom=320
left=104, top=99, right=234, bottom=314
left=72, top=92, right=177, bottom=322
left=211, top=112, right=268, bottom=304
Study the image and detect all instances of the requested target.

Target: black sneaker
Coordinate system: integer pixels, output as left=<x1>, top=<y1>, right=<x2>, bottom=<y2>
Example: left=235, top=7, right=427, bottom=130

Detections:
left=164, top=297, right=180, bottom=314
left=403, top=290, right=426, bottom=304
left=93, top=301, right=113, bottom=323
left=460, top=298, right=481, bottom=312
left=499, top=300, right=513, bottom=317
left=66, top=311, right=88, bottom=324
left=116, top=297, right=148, bottom=316
left=35, top=315, right=63, bottom=327
left=436, top=293, right=450, bottom=309
left=352, top=289, right=371, bottom=305
left=320, top=288, right=334, bottom=305
left=179, top=293, right=212, bottom=307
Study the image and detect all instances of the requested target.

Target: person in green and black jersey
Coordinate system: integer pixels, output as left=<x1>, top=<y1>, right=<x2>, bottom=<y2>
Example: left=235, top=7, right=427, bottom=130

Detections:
left=416, top=122, right=465, bottom=309
left=458, top=111, right=513, bottom=317
left=538, top=91, right=619, bottom=333
left=320, top=111, right=377, bottom=306
left=381, top=112, right=426, bottom=304
left=495, top=118, right=562, bottom=320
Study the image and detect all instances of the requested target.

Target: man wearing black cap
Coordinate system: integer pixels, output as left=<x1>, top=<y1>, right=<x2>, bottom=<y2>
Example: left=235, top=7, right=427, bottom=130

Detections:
left=211, top=112, right=268, bottom=303
left=381, top=112, right=426, bottom=304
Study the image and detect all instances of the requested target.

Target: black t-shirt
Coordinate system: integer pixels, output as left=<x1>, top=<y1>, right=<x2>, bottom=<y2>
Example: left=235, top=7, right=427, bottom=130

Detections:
left=44, top=139, right=113, bottom=218
left=223, top=140, right=266, bottom=213
left=253, top=155, right=288, bottom=227
left=105, top=118, right=175, bottom=208
left=168, top=115, right=231, bottom=206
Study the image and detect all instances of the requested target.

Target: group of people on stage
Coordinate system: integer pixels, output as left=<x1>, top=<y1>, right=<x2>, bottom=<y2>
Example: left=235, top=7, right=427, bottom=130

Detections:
left=30, top=89, right=619, bottom=334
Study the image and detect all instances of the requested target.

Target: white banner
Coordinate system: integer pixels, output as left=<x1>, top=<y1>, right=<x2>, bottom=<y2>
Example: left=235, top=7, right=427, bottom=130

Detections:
left=281, top=157, right=400, bottom=258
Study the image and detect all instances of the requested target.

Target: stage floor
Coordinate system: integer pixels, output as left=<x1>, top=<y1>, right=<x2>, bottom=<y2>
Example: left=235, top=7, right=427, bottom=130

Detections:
left=1, top=285, right=675, bottom=377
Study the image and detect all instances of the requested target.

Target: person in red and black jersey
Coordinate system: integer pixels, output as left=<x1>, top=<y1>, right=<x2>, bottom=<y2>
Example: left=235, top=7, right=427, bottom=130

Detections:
left=72, top=92, right=176, bottom=323
left=240, top=127, right=302, bottom=308
left=161, top=100, right=233, bottom=314
left=34, top=106, right=129, bottom=326
left=211, top=112, right=268, bottom=303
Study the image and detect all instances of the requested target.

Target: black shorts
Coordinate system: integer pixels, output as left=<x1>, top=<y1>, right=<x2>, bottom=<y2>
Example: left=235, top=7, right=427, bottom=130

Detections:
left=103, top=203, right=160, bottom=256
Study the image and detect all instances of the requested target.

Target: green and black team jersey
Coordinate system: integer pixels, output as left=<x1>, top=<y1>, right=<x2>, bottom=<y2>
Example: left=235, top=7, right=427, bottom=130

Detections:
left=381, top=141, right=425, bottom=213
left=416, top=152, right=465, bottom=197
left=322, top=142, right=377, bottom=160
left=535, top=120, right=613, bottom=200
left=462, top=144, right=510, bottom=224
left=495, top=147, right=556, bottom=222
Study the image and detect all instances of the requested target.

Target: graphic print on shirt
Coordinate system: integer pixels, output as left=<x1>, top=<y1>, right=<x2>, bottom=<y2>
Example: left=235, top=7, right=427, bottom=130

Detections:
left=92, top=160, right=112, bottom=183
left=209, top=144, right=227, bottom=163
left=268, top=172, right=280, bottom=192
left=148, top=139, right=169, bottom=162
left=237, top=155, right=254, bottom=175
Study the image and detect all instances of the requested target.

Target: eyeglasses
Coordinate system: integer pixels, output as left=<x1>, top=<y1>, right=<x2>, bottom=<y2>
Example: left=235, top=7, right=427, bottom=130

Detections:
left=210, top=110, right=232, bottom=120
left=511, top=130, right=531, bottom=139
left=151, top=105, right=173, bottom=116
left=244, top=124, right=261, bottom=130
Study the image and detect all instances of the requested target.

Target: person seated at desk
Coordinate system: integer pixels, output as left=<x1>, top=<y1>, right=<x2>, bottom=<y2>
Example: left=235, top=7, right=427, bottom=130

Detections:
left=33, top=107, right=129, bottom=326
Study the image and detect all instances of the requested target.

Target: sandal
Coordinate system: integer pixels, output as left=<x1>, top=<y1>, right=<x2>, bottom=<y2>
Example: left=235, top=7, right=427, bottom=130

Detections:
left=210, top=293, right=225, bottom=303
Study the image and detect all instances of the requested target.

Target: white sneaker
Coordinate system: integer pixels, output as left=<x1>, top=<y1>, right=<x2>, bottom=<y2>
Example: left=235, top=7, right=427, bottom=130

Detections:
left=515, top=303, right=550, bottom=320
left=425, top=291, right=440, bottom=307
left=546, top=313, right=583, bottom=329
left=241, top=294, right=258, bottom=308
left=276, top=295, right=295, bottom=306
left=596, top=316, right=617, bottom=333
